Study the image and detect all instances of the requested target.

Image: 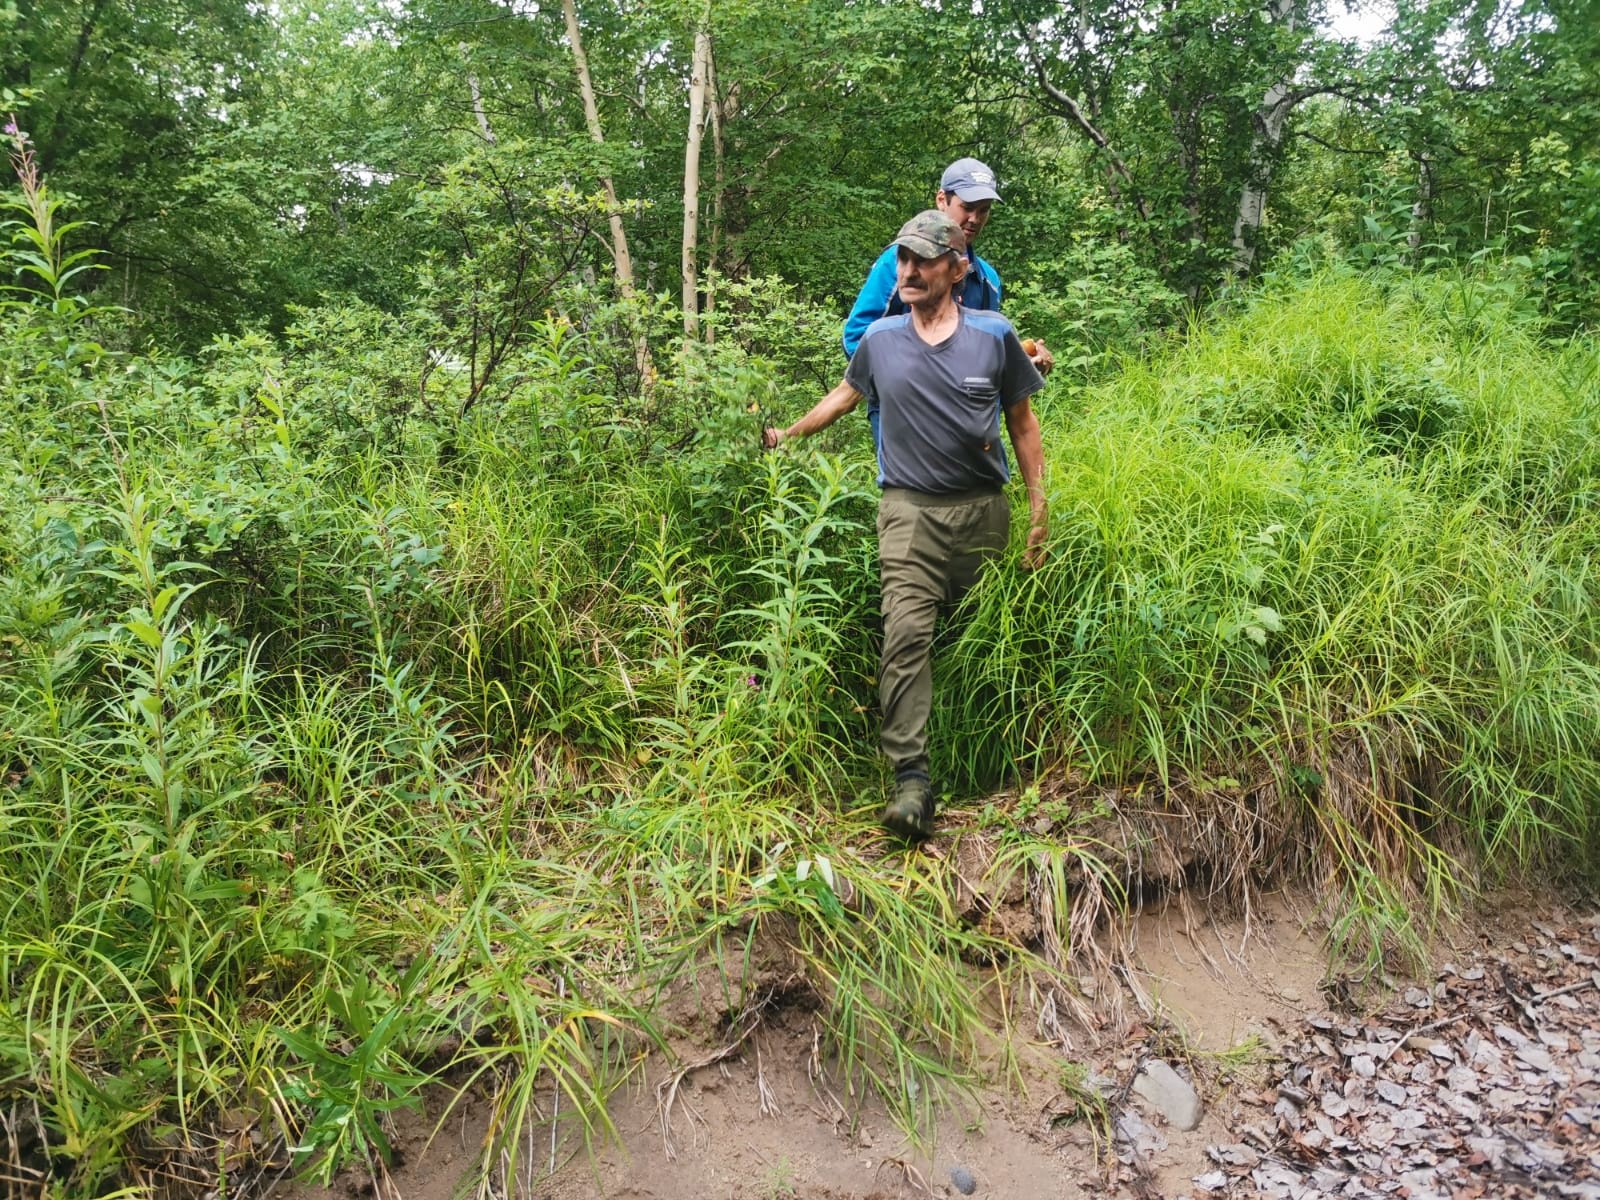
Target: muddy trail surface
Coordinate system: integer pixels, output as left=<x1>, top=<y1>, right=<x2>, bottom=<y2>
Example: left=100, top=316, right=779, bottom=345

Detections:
left=279, top=893, right=1600, bottom=1200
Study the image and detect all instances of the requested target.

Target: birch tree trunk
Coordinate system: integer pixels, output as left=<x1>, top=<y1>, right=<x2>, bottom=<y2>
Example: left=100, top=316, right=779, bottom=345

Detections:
left=463, top=48, right=496, bottom=145
left=681, top=6, right=712, bottom=339
left=561, top=0, right=635, bottom=296
left=1229, top=0, right=1303, bottom=275
left=1229, top=84, right=1292, bottom=274
left=704, top=40, right=726, bottom=344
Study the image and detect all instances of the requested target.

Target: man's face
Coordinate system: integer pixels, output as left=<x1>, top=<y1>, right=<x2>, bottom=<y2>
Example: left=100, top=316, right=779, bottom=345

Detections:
left=936, top=192, right=994, bottom=247
left=895, top=246, right=968, bottom=307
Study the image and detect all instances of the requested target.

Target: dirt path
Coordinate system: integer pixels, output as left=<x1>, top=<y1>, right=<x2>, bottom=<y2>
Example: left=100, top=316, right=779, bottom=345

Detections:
left=276, top=890, right=1600, bottom=1200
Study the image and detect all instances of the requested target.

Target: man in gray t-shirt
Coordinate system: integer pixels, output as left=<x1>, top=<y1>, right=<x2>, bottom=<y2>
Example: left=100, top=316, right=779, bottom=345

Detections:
left=764, top=209, right=1048, bottom=840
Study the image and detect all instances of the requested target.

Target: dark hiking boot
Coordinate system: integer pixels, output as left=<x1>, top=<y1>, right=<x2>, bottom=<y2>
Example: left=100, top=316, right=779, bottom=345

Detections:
left=881, top=774, right=935, bottom=841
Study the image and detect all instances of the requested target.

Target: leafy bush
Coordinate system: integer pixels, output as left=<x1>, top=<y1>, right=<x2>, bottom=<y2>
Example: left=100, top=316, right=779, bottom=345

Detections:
left=1005, top=238, right=1187, bottom=386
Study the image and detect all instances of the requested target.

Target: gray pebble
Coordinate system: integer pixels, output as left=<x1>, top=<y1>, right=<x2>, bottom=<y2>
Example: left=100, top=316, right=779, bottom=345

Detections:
left=949, top=1165, right=977, bottom=1195
left=1132, top=1057, right=1203, bottom=1131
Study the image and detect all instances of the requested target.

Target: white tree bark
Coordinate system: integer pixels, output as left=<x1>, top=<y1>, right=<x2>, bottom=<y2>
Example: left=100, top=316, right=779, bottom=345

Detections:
left=704, top=37, right=726, bottom=344
left=561, top=0, right=635, bottom=296
left=461, top=45, right=496, bottom=145
left=681, top=7, right=712, bottom=339
left=467, top=71, right=496, bottom=145
left=1230, top=0, right=1304, bottom=275
left=1230, top=86, right=1294, bottom=273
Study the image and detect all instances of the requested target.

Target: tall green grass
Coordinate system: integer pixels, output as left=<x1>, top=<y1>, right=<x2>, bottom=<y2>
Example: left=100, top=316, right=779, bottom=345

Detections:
left=946, top=266, right=1600, bottom=918
left=3, top=258, right=1598, bottom=1194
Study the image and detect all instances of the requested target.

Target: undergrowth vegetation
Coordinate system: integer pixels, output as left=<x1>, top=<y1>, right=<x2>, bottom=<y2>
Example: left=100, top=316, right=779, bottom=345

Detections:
left=4, top=150, right=1599, bottom=1196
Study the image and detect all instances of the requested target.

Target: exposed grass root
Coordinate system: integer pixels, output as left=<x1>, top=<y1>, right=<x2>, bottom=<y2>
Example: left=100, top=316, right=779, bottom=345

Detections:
left=936, top=729, right=1469, bottom=999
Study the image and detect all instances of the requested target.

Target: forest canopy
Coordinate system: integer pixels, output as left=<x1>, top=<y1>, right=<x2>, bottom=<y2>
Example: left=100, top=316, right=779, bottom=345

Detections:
left=4, top=0, right=1599, bottom=341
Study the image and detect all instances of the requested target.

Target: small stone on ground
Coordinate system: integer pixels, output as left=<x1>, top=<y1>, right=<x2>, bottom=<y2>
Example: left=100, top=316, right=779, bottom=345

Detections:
left=1132, top=1058, right=1203, bottom=1130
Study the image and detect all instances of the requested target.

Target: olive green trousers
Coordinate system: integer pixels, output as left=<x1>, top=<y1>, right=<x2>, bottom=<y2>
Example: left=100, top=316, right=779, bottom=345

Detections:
left=876, top=487, right=1011, bottom=775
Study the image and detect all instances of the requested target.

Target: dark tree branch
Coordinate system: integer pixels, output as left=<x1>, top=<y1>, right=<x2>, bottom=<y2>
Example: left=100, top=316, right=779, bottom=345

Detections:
left=107, top=248, right=258, bottom=302
left=42, top=0, right=109, bottom=172
left=1012, top=12, right=1150, bottom=221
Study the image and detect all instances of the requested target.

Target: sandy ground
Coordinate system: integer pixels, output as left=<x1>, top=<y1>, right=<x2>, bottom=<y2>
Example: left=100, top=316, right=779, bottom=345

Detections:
left=271, top=888, right=1600, bottom=1200
left=273, top=890, right=1345, bottom=1200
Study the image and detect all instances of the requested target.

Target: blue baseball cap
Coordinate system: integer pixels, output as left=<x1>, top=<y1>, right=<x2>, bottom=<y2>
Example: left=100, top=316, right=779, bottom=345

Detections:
left=940, top=157, right=1000, bottom=203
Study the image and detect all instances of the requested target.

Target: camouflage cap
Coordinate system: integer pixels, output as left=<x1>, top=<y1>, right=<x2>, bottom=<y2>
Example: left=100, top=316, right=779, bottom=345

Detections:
left=892, top=209, right=966, bottom=260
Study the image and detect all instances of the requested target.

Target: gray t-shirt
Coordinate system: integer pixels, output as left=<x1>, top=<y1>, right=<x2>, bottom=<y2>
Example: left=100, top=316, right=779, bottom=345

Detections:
left=846, top=309, right=1044, bottom=494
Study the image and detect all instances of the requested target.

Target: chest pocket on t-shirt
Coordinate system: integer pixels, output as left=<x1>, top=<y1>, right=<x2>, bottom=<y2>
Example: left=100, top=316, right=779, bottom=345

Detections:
left=960, top=379, right=1002, bottom=453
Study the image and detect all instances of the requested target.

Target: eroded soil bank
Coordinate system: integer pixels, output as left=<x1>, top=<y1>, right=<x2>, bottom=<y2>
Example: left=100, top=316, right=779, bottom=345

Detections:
left=271, top=889, right=1600, bottom=1200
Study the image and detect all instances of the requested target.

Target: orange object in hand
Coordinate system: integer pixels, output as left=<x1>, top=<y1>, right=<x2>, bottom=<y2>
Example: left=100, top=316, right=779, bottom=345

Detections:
left=1021, top=338, right=1038, bottom=356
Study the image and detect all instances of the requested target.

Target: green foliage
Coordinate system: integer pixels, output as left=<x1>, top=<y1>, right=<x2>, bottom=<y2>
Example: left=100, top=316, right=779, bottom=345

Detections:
left=2, top=0, right=280, bottom=341
left=7, top=251, right=1599, bottom=1188
left=942, top=267, right=1600, bottom=894
left=2, top=125, right=101, bottom=312
left=275, top=968, right=429, bottom=1183
left=5, top=12, right=1600, bottom=1189
left=2, top=120, right=115, bottom=386
left=1269, top=0, right=1600, bottom=322
left=5, top=0, right=1597, bottom=340
left=1005, top=236, right=1187, bottom=387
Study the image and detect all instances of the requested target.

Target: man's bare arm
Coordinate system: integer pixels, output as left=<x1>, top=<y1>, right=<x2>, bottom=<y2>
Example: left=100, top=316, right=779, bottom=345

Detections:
left=1003, top=397, right=1048, bottom=568
left=763, top=380, right=865, bottom=448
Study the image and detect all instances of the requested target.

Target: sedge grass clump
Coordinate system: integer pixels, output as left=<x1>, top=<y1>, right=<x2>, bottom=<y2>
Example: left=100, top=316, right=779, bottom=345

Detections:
left=1, top=150, right=1029, bottom=1193
left=940, top=263, right=1600, bottom=963
left=0, top=486, right=649, bottom=1193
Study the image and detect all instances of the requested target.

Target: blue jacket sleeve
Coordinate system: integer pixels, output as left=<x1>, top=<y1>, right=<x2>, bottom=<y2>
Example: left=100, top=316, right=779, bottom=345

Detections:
left=842, top=246, right=899, bottom=359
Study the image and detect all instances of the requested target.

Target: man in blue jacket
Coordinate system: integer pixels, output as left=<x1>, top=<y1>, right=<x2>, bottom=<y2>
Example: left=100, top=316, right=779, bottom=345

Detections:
left=843, top=159, right=1052, bottom=443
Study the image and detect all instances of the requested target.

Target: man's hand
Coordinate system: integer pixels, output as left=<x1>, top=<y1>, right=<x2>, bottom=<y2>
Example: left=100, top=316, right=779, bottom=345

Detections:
left=1021, top=519, right=1048, bottom=569
left=762, top=381, right=864, bottom=452
left=1002, top=396, right=1048, bottom=570
left=1028, top=338, right=1055, bottom=377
